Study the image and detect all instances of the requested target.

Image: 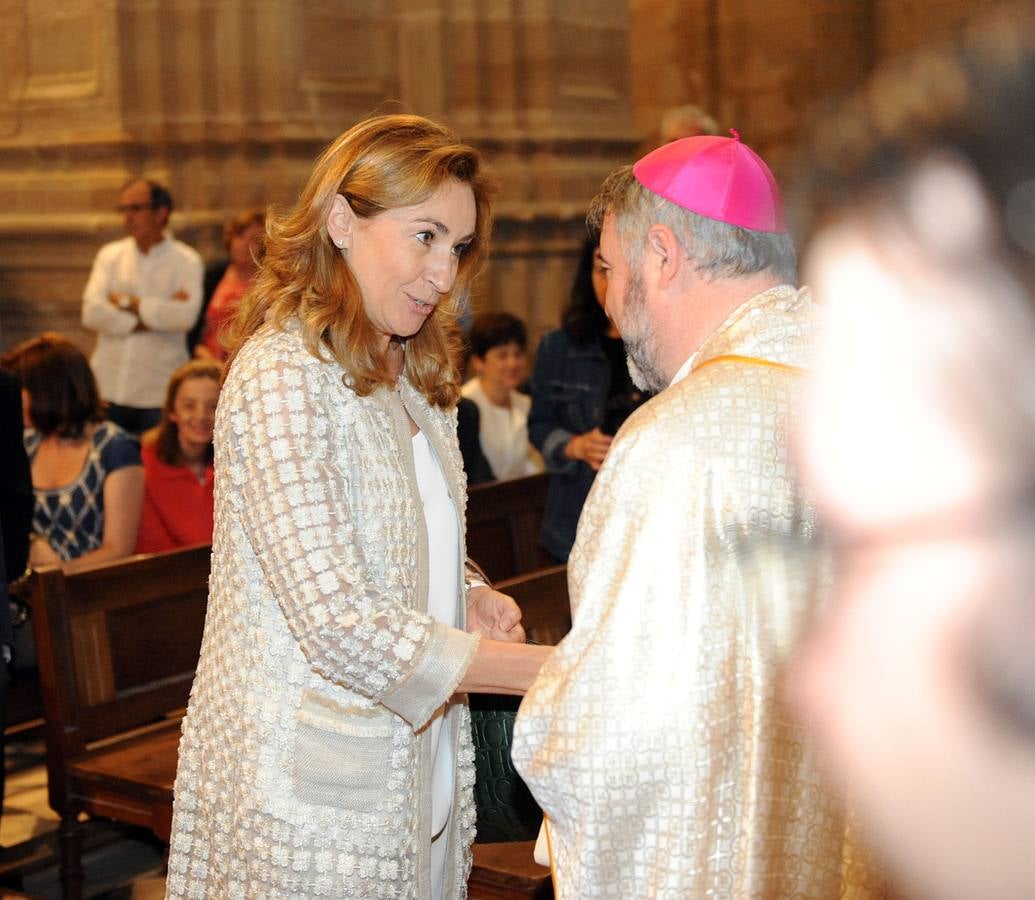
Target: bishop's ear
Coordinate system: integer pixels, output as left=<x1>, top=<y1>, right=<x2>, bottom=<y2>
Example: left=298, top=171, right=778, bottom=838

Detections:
left=645, top=223, right=684, bottom=289
left=326, top=193, right=356, bottom=252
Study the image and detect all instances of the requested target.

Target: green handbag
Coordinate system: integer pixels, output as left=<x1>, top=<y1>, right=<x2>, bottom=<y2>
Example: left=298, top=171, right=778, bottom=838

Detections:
left=469, top=692, right=543, bottom=843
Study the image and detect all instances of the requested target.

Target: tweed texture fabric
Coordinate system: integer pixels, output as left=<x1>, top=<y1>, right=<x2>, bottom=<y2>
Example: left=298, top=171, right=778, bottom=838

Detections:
left=512, top=286, right=883, bottom=899
left=167, top=321, right=480, bottom=899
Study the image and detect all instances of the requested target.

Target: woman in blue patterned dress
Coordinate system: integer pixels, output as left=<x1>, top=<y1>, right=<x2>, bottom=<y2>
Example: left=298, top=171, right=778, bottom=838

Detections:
left=1, top=332, right=143, bottom=574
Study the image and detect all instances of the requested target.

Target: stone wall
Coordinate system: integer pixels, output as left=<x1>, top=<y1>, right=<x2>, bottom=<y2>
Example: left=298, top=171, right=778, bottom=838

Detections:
left=0, top=0, right=638, bottom=352
left=0, top=0, right=1006, bottom=354
left=628, top=0, right=1000, bottom=177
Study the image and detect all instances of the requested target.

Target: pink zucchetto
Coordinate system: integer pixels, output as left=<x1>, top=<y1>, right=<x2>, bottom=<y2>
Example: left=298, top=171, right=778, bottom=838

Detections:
left=633, top=130, right=787, bottom=233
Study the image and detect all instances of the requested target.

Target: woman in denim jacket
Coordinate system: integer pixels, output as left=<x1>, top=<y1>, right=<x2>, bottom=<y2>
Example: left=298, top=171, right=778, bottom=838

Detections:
left=529, top=237, right=646, bottom=560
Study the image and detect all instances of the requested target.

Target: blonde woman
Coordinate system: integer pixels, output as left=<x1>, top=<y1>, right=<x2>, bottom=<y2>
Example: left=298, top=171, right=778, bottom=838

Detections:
left=166, top=115, right=550, bottom=899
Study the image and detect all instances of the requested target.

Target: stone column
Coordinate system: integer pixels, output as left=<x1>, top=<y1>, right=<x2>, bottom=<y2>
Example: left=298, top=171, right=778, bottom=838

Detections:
left=440, top=0, right=639, bottom=340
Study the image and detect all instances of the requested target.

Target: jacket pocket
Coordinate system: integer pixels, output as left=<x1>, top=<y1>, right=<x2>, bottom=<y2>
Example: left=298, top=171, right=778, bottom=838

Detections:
left=292, top=689, right=395, bottom=812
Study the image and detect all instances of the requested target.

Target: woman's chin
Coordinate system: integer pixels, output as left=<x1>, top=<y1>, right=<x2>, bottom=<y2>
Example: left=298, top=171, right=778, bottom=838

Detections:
left=179, top=434, right=212, bottom=454
left=385, top=318, right=424, bottom=343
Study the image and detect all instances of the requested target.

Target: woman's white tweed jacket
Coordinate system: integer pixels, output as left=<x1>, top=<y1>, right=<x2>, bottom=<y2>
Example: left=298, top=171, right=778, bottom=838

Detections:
left=166, top=321, right=481, bottom=899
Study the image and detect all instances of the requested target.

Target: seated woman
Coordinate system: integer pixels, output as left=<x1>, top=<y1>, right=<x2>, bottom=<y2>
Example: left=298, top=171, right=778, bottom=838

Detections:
left=1, top=332, right=143, bottom=574
left=460, top=312, right=544, bottom=481
left=192, top=208, right=265, bottom=361
left=136, top=360, right=220, bottom=553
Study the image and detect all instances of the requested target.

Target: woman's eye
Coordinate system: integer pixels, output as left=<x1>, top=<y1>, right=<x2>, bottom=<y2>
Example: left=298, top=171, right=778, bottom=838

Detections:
left=416, top=231, right=434, bottom=245
left=452, top=242, right=471, bottom=258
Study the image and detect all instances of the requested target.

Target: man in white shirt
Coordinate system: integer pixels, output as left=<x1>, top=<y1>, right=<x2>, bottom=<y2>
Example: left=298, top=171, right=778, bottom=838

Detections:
left=82, top=178, right=203, bottom=434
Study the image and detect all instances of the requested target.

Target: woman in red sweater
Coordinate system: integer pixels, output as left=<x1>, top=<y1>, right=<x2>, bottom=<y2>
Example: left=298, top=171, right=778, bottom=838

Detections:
left=135, top=360, right=221, bottom=553
left=194, top=208, right=265, bottom=362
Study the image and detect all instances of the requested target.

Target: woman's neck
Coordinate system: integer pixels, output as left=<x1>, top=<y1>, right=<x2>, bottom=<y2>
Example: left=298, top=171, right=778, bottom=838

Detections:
left=229, top=259, right=257, bottom=283
left=41, top=423, right=95, bottom=447
left=32, top=425, right=97, bottom=489
left=480, top=378, right=512, bottom=408
left=179, top=440, right=209, bottom=481
left=386, top=338, right=406, bottom=381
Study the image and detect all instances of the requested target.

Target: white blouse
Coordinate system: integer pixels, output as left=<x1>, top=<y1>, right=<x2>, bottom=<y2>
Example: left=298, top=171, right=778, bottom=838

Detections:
left=460, top=379, right=544, bottom=480
left=412, top=430, right=461, bottom=900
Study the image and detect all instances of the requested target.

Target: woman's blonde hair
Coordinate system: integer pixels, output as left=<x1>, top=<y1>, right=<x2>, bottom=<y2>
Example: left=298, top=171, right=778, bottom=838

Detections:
left=225, top=114, right=496, bottom=407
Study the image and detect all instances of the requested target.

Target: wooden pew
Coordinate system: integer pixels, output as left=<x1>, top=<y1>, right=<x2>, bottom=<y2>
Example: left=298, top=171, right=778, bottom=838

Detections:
left=466, top=473, right=554, bottom=582
left=26, top=544, right=210, bottom=900
left=469, top=564, right=571, bottom=900
left=28, top=543, right=566, bottom=899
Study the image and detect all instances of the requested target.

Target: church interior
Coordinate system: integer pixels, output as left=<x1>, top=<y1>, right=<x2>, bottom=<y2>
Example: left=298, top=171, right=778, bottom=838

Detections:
left=0, top=1, right=1015, bottom=897
left=0, top=0, right=1001, bottom=351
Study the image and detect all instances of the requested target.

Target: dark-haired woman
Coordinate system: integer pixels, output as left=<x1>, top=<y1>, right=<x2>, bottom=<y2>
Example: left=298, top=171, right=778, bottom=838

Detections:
left=135, top=360, right=220, bottom=553
left=528, top=237, right=646, bottom=561
left=460, top=311, right=544, bottom=481
left=0, top=333, right=143, bottom=574
left=192, top=208, right=265, bottom=362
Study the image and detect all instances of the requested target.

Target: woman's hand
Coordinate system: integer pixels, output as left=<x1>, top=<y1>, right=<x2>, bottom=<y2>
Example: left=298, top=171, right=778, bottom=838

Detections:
left=564, top=427, right=613, bottom=471
left=466, top=585, right=526, bottom=643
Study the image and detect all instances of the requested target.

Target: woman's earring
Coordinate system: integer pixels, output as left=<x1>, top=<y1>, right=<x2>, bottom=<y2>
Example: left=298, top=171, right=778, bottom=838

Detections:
left=333, top=238, right=345, bottom=249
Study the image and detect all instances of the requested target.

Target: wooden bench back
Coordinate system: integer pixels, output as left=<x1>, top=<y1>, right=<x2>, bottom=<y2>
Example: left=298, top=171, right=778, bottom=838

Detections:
left=495, top=564, right=571, bottom=647
left=466, top=472, right=554, bottom=582
left=28, top=545, right=210, bottom=808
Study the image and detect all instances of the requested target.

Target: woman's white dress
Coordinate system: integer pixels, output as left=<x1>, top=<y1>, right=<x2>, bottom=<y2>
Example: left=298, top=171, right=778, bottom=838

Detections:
left=413, top=430, right=460, bottom=900
left=460, top=379, right=543, bottom=480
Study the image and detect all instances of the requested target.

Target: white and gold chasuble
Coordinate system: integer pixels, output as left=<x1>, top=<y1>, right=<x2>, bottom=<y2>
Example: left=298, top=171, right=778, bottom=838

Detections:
left=512, top=286, right=882, bottom=899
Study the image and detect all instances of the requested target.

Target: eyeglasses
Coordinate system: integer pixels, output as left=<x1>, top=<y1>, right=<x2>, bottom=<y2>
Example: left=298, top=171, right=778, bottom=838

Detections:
left=115, top=203, right=154, bottom=214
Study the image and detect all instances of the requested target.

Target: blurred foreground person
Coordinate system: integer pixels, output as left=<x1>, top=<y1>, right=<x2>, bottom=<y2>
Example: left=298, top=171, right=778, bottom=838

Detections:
left=513, top=133, right=880, bottom=897
left=795, top=11, right=1035, bottom=900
